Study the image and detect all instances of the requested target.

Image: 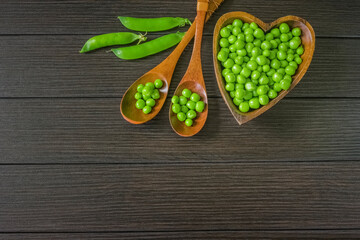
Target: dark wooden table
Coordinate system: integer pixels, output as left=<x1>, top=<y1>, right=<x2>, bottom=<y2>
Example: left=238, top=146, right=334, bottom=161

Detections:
left=1, top=0, right=360, bottom=239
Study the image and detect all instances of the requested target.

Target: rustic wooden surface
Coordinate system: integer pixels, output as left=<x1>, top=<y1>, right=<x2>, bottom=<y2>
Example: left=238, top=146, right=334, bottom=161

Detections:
left=0, top=0, right=359, bottom=239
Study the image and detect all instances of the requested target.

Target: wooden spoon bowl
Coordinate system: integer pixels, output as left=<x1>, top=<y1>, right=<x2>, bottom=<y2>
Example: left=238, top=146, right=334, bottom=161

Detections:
left=213, top=12, right=315, bottom=125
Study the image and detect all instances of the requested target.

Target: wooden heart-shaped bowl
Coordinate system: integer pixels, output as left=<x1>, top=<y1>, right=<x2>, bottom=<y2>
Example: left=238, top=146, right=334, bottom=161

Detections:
left=213, top=12, right=315, bottom=125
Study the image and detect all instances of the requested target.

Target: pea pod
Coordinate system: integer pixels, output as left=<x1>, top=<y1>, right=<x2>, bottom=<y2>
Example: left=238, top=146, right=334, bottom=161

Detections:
left=118, top=16, right=191, bottom=32
left=111, top=32, right=185, bottom=60
left=80, top=32, right=146, bottom=53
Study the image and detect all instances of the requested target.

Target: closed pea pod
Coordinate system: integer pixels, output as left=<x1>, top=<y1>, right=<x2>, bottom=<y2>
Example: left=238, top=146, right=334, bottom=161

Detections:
left=111, top=32, right=185, bottom=60
left=80, top=32, right=146, bottom=53
left=118, top=16, right=192, bottom=32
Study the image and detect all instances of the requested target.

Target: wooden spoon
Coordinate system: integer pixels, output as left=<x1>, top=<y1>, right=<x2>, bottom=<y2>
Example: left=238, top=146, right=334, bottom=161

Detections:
left=213, top=12, right=315, bottom=125
left=169, top=0, right=209, bottom=137
left=120, top=0, right=224, bottom=124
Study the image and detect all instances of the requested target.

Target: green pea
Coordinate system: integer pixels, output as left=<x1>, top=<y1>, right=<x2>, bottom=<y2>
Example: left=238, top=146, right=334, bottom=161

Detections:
left=190, top=93, right=200, bottom=102
left=171, top=95, right=179, bottom=104
left=184, top=118, right=193, bottom=127
left=240, top=67, right=252, bottom=77
left=182, top=88, right=192, bottom=98
left=253, top=28, right=264, bottom=38
left=112, top=32, right=185, bottom=60
left=234, top=40, right=245, bottom=50
left=292, top=27, right=302, bottom=37
left=277, top=68, right=285, bottom=75
left=229, top=53, right=237, bottom=60
left=269, top=50, right=277, bottom=60
left=280, top=33, right=289, bottom=42
left=226, top=24, right=234, bottom=30
left=286, top=54, right=294, bottom=62
left=235, top=56, right=244, bottom=65
left=225, top=73, right=236, bottom=83
left=281, top=60, right=289, bottom=68
left=232, top=19, right=243, bottom=28
left=279, top=23, right=290, bottom=33
left=145, top=98, right=155, bottom=107
left=259, top=75, right=269, bottom=85
left=251, top=47, right=262, bottom=58
left=263, top=49, right=271, bottom=57
left=244, top=91, right=253, bottom=100
left=136, top=99, right=146, bottom=109
left=250, top=22, right=258, bottom=29
left=154, top=79, right=163, bottom=89
left=229, top=44, right=237, bottom=53
left=234, top=88, right=245, bottom=99
left=259, top=95, right=269, bottom=105
left=245, top=34, right=254, bottom=43
left=289, top=61, right=298, bottom=69
left=142, top=105, right=152, bottom=114
left=239, top=101, right=250, bottom=112
left=271, top=28, right=281, bottom=37
left=233, top=98, right=242, bottom=106
left=225, top=83, right=235, bottom=91
left=287, top=32, right=293, bottom=39
left=143, top=94, right=151, bottom=101
left=296, top=46, right=304, bottom=55
left=223, top=58, right=235, bottom=69
left=272, top=72, right=283, bottom=82
left=145, top=82, right=155, bottom=90
left=273, top=82, right=282, bottom=92
left=285, top=65, right=296, bottom=75
left=280, top=79, right=291, bottom=90
left=245, top=82, right=256, bottom=91
left=195, top=101, right=205, bottom=113
left=265, top=33, right=274, bottom=41
left=257, top=85, right=269, bottom=95
left=270, top=39, right=278, bottom=49
left=289, top=39, right=300, bottom=49
left=237, top=33, right=245, bottom=41
left=263, top=65, right=270, bottom=72
left=295, top=56, right=302, bottom=64
left=228, top=35, right=237, bottom=44
left=268, top=89, right=278, bottom=99
left=137, top=84, right=145, bottom=93
left=235, top=83, right=244, bottom=90
left=232, top=27, right=241, bottom=36
left=237, top=75, right=247, bottom=84
left=217, top=50, right=229, bottom=62
left=249, top=97, right=260, bottom=109
left=220, top=27, right=231, bottom=38
left=237, top=49, right=247, bottom=56
left=150, top=90, right=159, bottom=100
left=172, top=103, right=181, bottom=113
left=287, top=49, right=295, bottom=55
left=186, top=101, right=196, bottom=110
left=181, top=105, right=189, bottom=113
left=257, top=66, right=263, bottom=73
left=267, top=69, right=276, bottom=77
left=271, top=59, right=281, bottom=69
left=283, top=74, right=292, bottom=82
left=252, top=90, right=259, bottom=97
left=253, top=39, right=262, bottom=47
left=80, top=32, right=147, bottom=53
left=186, top=110, right=197, bottom=120
left=230, top=91, right=236, bottom=98
left=244, top=28, right=254, bottom=36
left=134, top=92, right=142, bottom=100
left=179, top=96, right=187, bottom=105
left=219, top=38, right=229, bottom=48
left=142, top=86, right=152, bottom=96
left=251, top=70, right=261, bottom=80
left=177, top=112, right=186, bottom=122
left=242, top=22, right=250, bottom=30
left=232, top=64, right=242, bottom=74
left=247, top=60, right=258, bottom=70
left=278, top=43, right=288, bottom=52
left=261, top=41, right=272, bottom=50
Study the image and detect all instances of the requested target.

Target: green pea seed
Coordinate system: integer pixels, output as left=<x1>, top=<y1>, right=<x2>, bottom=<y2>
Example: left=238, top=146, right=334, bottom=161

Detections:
left=179, top=96, right=187, bottom=105
left=146, top=98, right=155, bottom=107
left=151, top=89, right=160, bottom=100
left=177, top=112, right=186, bottom=122
left=171, top=95, right=179, bottom=104
left=142, top=105, right=152, bottom=114
left=136, top=99, right=146, bottom=109
left=195, top=101, right=205, bottom=113
left=182, top=88, right=192, bottom=98
left=185, top=118, right=193, bottom=127
left=134, top=92, right=142, bottom=100
left=154, top=79, right=163, bottom=89
left=172, top=103, right=181, bottom=113
left=186, top=110, right=197, bottom=119
left=181, top=105, right=189, bottom=113
left=239, top=101, right=250, bottom=112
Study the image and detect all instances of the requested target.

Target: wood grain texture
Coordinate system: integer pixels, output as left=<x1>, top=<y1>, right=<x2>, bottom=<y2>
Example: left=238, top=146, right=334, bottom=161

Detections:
left=1, top=231, right=360, bottom=240
left=0, top=163, right=359, bottom=232
left=0, top=36, right=359, bottom=98
left=0, top=0, right=359, bottom=37
left=0, top=98, right=359, bottom=164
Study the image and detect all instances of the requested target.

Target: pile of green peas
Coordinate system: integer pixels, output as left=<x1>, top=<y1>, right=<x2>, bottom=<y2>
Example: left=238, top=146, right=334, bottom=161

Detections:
left=135, top=79, right=163, bottom=114
left=171, top=89, right=205, bottom=127
left=217, top=20, right=304, bottom=113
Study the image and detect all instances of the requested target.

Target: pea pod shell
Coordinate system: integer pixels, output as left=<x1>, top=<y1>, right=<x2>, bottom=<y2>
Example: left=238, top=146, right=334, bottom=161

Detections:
left=111, top=32, right=185, bottom=60
left=80, top=32, right=146, bottom=53
left=118, top=16, right=191, bottom=32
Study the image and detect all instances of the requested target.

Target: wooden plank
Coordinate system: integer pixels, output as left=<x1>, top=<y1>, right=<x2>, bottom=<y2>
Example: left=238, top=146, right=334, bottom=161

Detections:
left=0, top=163, right=359, bottom=231
left=0, top=98, right=359, bottom=164
left=0, top=0, right=359, bottom=37
left=0, top=231, right=360, bottom=239
left=0, top=36, right=359, bottom=98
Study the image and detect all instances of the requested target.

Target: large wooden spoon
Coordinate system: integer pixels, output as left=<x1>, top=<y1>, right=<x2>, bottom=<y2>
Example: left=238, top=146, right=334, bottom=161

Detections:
left=120, top=0, right=223, bottom=124
left=169, top=0, right=209, bottom=137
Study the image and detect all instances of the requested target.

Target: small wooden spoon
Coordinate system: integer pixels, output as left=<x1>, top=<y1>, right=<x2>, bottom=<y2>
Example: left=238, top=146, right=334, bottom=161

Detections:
left=120, top=0, right=224, bottom=124
left=169, top=0, right=209, bottom=137
left=213, top=12, right=315, bottom=125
